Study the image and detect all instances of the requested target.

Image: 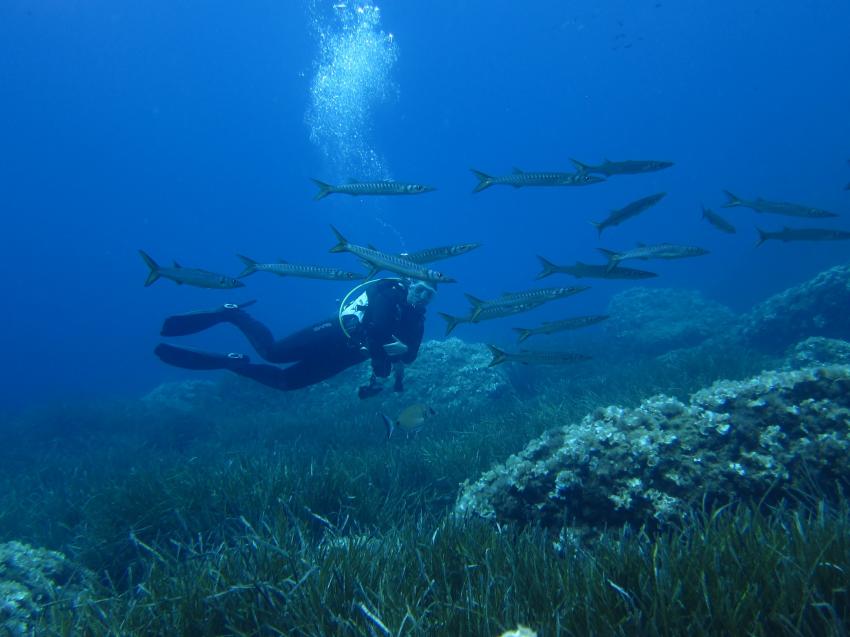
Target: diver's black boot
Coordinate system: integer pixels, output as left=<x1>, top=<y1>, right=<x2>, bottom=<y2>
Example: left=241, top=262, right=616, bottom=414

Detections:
left=154, top=343, right=250, bottom=371
left=160, top=300, right=257, bottom=337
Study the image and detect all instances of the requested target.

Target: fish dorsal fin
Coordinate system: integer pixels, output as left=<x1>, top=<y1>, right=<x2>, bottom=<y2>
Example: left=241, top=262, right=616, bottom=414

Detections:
left=636, top=242, right=646, bottom=247
left=576, top=261, right=587, bottom=267
left=346, top=177, right=359, bottom=184
left=173, top=260, right=182, bottom=268
left=604, top=157, right=612, bottom=163
left=367, top=244, right=378, bottom=251
left=512, top=167, right=524, bottom=174
left=278, top=257, right=288, bottom=264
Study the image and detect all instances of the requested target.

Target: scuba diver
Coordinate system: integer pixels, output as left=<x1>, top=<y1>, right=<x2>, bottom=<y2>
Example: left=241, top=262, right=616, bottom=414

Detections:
left=154, top=278, right=435, bottom=399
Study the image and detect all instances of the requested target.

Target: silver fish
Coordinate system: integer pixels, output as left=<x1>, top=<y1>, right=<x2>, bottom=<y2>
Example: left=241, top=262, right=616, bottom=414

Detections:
left=329, top=226, right=455, bottom=284
left=401, top=243, right=481, bottom=264
left=236, top=255, right=364, bottom=281
left=139, top=250, right=244, bottom=289
left=438, top=301, right=545, bottom=335
left=312, top=178, right=435, bottom=200
left=487, top=345, right=592, bottom=367
left=701, top=206, right=736, bottom=234
left=722, top=191, right=838, bottom=218
left=590, top=192, right=666, bottom=236
left=598, top=243, right=709, bottom=271
left=756, top=226, right=850, bottom=246
left=512, top=315, right=610, bottom=343
left=535, top=256, right=658, bottom=280
left=465, top=286, right=588, bottom=321
left=470, top=167, right=603, bottom=192
left=570, top=158, right=673, bottom=176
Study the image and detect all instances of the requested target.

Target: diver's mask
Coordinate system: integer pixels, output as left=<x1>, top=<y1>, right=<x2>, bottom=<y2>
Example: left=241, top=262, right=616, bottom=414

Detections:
left=406, top=280, right=436, bottom=307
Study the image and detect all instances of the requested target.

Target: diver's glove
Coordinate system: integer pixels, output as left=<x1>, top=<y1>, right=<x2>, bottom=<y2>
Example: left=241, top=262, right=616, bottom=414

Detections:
left=383, top=337, right=409, bottom=357
left=357, top=374, right=385, bottom=400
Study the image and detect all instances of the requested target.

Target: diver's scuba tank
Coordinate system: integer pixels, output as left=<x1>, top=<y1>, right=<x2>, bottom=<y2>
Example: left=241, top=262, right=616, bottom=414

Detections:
left=338, top=278, right=403, bottom=342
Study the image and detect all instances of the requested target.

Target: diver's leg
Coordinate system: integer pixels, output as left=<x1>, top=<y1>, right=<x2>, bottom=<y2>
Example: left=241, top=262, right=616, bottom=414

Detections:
left=154, top=343, right=249, bottom=371
left=160, top=301, right=257, bottom=337
left=233, top=317, right=352, bottom=364
left=233, top=349, right=365, bottom=391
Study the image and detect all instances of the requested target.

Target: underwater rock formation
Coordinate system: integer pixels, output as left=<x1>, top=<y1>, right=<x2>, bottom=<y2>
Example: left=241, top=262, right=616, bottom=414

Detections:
left=141, top=379, right=222, bottom=413
left=148, top=338, right=512, bottom=416
left=741, top=263, right=850, bottom=350
left=605, top=287, right=737, bottom=355
left=785, top=337, right=850, bottom=369
left=0, top=541, right=93, bottom=636
left=456, top=366, right=850, bottom=534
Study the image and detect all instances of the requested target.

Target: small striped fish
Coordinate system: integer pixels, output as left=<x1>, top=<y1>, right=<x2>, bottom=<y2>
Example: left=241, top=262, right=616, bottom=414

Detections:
left=312, top=178, right=435, bottom=200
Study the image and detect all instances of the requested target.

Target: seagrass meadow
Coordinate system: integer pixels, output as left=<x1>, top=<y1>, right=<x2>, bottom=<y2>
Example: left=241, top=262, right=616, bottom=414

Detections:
left=2, top=334, right=850, bottom=636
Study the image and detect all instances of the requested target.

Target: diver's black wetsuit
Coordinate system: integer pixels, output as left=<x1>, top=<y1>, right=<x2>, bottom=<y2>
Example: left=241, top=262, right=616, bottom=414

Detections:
left=155, top=279, right=425, bottom=392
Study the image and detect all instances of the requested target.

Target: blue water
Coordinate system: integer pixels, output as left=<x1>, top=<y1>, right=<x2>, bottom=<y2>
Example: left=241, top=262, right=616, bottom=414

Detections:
left=1, top=0, right=849, bottom=410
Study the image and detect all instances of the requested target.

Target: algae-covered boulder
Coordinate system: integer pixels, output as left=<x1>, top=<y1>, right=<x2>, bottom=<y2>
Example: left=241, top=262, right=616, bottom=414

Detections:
left=0, top=541, right=94, bottom=636
left=456, top=366, right=850, bottom=534
left=741, top=263, right=850, bottom=350
left=785, top=337, right=850, bottom=369
left=605, top=287, right=737, bottom=355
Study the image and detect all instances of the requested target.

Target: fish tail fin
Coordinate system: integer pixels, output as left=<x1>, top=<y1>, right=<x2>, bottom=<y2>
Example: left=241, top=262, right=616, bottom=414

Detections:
left=487, top=344, right=508, bottom=367
left=329, top=225, right=348, bottom=253
left=535, top=255, right=557, bottom=280
left=464, top=293, right=486, bottom=321
left=138, top=250, right=161, bottom=287
left=438, top=312, right=460, bottom=336
left=722, top=190, right=742, bottom=208
left=570, top=158, right=591, bottom=173
left=311, top=178, right=334, bottom=201
left=236, top=254, right=259, bottom=278
left=470, top=169, right=493, bottom=193
left=597, top=247, right=620, bottom=272
left=512, top=327, right=531, bottom=343
left=755, top=228, right=769, bottom=247
left=381, top=413, right=395, bottom=439
left=589, top=220, right=604, bottom=237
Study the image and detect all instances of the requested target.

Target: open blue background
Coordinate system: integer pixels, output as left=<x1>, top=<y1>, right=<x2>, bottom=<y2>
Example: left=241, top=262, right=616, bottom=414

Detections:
left=1, top=0, right=848, bottom=410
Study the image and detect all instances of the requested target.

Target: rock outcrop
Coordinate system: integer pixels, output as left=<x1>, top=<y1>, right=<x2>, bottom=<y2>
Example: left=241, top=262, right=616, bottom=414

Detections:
left=456, top=366, right=850, bottom=535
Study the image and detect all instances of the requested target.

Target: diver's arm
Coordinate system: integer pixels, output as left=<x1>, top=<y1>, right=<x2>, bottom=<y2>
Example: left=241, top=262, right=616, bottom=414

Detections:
left=398, top=309, right=425, bottom=364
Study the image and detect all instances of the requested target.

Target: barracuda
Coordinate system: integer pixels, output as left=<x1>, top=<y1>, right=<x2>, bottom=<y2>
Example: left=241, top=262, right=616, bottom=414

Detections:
left=590, top=192, right=666, bottom=236
left=328, top=226, right=455, bottom=284
left=487, top=345, right=592, bottom=367
left=701, top=206, right=736, bottom=234
left=570, top=157, right=674, bottom=176
left=512, top=315, right=610, bottom=343
left=722, top=191, right=838, bottom=218
left=312, top=178, right=435, bottom=200
left=236, top=255, right=364, bottom=281
left=465, top=286, right=589, bottom=321
left=470, top=167, right=604, bottom=192
left=139, top=250, right=244, bottom=289
left=535, top=256, right=658, bottom=280
left=401, top=242, right=481, bottom=264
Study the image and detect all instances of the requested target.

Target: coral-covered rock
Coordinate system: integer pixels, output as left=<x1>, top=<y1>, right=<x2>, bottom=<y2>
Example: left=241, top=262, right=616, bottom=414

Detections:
left=0, top=541, right=94, bottom=636
left=456, top=366, right=850, bottom=535
left=785, top=337, right=850, bottom=369
left=741, top=263, right=850, bottom=350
